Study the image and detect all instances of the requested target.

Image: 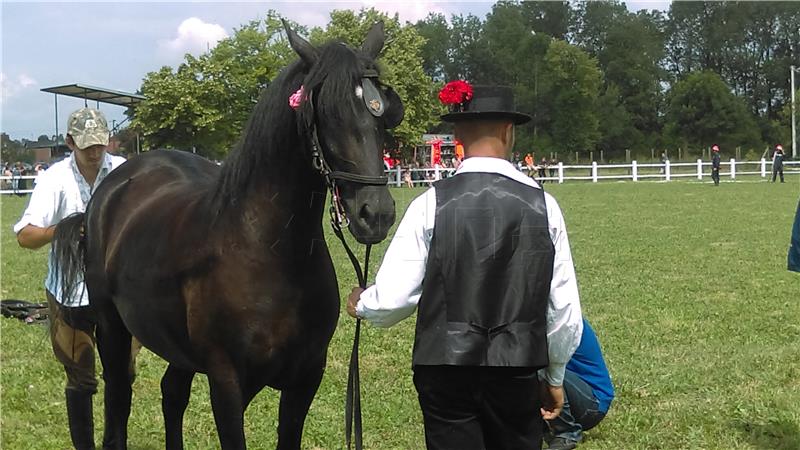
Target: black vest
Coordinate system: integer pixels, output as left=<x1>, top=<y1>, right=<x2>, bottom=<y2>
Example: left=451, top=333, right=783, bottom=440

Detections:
left=412, top=172, right=555, bottom=368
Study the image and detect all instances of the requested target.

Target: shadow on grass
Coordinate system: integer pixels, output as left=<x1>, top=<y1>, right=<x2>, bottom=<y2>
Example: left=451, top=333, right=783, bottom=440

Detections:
left=738, top=419, right=800, bottom=450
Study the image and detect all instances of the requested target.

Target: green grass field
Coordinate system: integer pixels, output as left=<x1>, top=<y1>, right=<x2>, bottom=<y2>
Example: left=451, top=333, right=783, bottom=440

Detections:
left=2, top=179, right=800, bottom=450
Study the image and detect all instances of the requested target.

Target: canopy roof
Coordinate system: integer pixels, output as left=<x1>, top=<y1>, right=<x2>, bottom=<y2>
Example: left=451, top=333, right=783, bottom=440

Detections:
left=41, top=83, right=145, bottom=108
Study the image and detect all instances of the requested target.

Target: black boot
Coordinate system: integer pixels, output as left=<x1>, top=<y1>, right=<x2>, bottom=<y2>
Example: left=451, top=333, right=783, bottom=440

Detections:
left=65, top=389, right=96, bottom=450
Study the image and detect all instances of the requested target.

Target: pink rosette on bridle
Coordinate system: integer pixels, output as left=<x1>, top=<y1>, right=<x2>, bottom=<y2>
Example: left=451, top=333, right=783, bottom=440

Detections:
left=289, top=86, right=306, bottom=110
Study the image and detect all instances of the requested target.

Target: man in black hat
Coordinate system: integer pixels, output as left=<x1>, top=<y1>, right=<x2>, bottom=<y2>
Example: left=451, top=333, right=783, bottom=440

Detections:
left=347, top=83, right=583, bottom=449
left=772, top=144, right=785, bottom=183
left=710, top=144, right=721, bottom=186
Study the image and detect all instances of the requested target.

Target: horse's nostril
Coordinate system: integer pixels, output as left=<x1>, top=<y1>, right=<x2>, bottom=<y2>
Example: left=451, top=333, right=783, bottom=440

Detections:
left=360, top=203, right=375, bottom=220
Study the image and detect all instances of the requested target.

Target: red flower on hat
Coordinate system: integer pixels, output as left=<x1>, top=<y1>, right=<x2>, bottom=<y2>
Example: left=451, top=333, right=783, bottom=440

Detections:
left=438, top=80, right=473, bottom=107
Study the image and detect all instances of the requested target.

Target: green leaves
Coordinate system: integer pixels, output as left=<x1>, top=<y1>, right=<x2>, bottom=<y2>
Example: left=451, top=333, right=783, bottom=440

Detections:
left=665, top=71, right=761, bottom=150
left=132, top=12, right=293, bottom=159
left=311, top=9, right=440, bottom=153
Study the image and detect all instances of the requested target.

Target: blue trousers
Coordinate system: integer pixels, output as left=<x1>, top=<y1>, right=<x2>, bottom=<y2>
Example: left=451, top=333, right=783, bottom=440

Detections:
left=545, top=370, right=606, bottom=443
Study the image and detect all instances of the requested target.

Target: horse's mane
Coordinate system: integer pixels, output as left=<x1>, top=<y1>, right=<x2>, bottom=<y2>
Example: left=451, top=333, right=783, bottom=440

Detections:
left=213, top=40, right=380, bottom=213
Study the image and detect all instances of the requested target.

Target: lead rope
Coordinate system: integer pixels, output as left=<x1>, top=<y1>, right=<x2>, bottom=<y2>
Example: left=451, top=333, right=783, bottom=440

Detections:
left=330, top=209, right=370, bottom=450
left=307, top=109, right=374, bottom=450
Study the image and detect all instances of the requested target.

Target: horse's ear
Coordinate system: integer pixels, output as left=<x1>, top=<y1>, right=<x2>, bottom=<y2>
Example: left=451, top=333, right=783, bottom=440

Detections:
left=282, top=19, right=318, bottom=67
left=361, top=21, right=385, bottom=59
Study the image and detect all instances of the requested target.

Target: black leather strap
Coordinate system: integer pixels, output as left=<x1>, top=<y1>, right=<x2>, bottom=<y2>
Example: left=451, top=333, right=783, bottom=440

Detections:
left=333, top=226, right=370, bottom=450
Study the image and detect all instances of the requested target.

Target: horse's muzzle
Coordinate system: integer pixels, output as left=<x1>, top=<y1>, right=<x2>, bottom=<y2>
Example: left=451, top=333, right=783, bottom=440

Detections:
left=342, top=185, right=396, bottom=244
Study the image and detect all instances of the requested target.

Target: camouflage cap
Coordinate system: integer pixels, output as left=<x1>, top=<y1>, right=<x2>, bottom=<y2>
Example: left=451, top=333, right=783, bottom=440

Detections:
left=67, top=108, right=110, bottom=150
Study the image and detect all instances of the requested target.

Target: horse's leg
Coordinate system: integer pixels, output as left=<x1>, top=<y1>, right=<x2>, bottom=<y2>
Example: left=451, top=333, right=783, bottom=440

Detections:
left=95, top=306, right=133, bottom=450
left=275, top=367, right=324, bottom=450
left=207, top=362, right=246, bottom=450
left=161, top=364, right=195, bottom=450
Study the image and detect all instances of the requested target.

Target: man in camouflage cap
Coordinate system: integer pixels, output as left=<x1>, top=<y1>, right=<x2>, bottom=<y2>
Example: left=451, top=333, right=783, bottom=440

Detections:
left=14, top=107, right=133, bottom=449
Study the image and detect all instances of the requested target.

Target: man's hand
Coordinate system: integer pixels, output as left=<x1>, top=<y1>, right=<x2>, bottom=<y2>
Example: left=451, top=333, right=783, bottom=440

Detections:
left=540, top=383, right=564, bottom=420
left=346, top=287, right=364, bottom=319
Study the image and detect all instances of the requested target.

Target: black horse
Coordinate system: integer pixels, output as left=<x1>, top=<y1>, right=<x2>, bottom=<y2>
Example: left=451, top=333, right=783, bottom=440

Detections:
left=51, top=21, right=401, bottom=450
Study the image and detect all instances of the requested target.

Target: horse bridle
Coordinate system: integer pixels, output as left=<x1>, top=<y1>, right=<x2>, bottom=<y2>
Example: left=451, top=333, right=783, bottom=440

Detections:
left=298, top=71, right=391, bottom=450
left=304, top=70, right=390, bottom=230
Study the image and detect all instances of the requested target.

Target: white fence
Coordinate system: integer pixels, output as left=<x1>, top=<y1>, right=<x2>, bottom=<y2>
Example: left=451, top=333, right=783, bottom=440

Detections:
left=385, top=159, right=800, bottom=187
left=2, top=159, right=798, bottom=195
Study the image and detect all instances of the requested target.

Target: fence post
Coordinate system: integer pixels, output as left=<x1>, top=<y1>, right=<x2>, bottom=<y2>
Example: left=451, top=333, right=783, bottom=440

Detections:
left=558, top=162, right=564, bottom=184
left=395, top=165, right=402, bottom=187
left=665, top=160, right=671, bottom=181
left=760, top=158, right=766, bottom=178
left=697, top=159, right=703, bottom=180
left=592, top=161, right=598, bottom=183
left=632, top=160, right=638, bottom=181
left=730, top=158, right=736, bottom=180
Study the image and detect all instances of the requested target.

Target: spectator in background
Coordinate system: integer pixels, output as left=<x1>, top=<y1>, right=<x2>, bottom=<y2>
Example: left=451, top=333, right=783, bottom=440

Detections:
left=544, top=318, right=614, bottom=450
left=539, top=157, right=548, bottom=183
left=525, top=152, right=535, bottom=177
left=403, top=166, right=414, bottom=188
left=3, top=163, right=12, bottom=190
left=772, top=144, right=785, bottom=183
left=550, top=157, right=558, bottom=179
left=711, top=144, right=721, bottom=186
left=11, top=162, right=22, bottom=193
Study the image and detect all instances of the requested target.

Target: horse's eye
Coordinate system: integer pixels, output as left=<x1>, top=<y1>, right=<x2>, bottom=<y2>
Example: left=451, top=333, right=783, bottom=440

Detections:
left=355, top=86, right=363, bottom=99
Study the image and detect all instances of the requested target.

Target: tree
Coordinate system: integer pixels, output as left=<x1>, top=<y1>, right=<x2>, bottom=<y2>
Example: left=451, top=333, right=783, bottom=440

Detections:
left=540, top=40, right=602, bottom=155
left=520, top=1, right=571, bottom=40
left=310, top=8, right=440, bottom=153
left=664, top=71, right=761, bottom=151
left=1, top=133, right=29, bottom=165
left=574, top=2, right=666, bottom=154
left=132, top=12, right=294, bottom=159
left=414, top=13, right=451, bottom=82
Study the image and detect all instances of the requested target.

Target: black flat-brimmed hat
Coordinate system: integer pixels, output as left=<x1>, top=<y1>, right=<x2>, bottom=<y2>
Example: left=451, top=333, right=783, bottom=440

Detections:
left=440, top=83, right=531, bottom=125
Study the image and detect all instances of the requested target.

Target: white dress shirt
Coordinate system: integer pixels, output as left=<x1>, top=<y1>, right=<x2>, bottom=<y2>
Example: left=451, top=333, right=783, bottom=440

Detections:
left=356, top=156, right=583, bottom=385
left=14, top=153, right=126, bottom=306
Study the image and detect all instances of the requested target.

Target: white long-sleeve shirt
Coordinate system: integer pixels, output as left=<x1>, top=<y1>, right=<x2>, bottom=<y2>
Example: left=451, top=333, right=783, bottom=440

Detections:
left=356, top=156, right=583, bottom=385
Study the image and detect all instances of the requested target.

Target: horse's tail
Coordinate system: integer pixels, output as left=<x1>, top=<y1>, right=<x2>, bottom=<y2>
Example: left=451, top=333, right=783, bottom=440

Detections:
left=51, top=213, right=87, bottom=306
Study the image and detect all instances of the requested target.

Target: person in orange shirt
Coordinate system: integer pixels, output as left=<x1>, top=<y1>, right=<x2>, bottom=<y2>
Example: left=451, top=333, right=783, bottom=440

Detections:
left=524, top=153, right=535, bottom=177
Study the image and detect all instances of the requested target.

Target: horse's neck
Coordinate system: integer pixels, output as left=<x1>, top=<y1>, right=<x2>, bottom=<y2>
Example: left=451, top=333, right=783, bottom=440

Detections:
left=227, top=166, right=328, bottom=250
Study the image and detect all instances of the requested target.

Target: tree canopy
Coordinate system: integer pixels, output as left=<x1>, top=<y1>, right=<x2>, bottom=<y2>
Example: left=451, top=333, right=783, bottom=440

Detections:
left=127, top=1, right=800, bottom=162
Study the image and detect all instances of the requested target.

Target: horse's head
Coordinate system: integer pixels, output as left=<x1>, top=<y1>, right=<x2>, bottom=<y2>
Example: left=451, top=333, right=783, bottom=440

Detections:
left=285, top=21, right=402, bottom=244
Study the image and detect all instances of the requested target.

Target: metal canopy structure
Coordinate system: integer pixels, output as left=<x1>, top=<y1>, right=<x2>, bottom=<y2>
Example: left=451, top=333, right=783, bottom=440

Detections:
left=40, top=83, right=146, bottom=155
left=41, top=83, right=145, bottom=108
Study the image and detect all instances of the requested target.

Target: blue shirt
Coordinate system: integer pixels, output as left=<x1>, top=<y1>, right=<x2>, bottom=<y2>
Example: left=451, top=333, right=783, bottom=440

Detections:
left=789, top=199, right=800, bottom=273
left=566, top=318, right=615, bottom=413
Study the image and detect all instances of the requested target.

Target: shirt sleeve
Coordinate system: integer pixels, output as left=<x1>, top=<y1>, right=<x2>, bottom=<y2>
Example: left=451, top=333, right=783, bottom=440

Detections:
left=356, top=188, right=436, bottom=327
left=13, top=173, right=61, bottom=234
left=539, top=192, right=583, bottom=386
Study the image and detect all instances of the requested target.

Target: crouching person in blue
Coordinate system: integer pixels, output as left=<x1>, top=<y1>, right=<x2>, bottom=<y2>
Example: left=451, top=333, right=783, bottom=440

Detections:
left=544, top=318, right=614, bottom=450
left=789, top=198, right=800, bottom=273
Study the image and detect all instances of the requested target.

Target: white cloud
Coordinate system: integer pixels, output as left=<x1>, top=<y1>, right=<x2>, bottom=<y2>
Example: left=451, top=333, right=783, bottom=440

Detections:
left=157, top=17, right=229, bottom=62
left=0, top=72, right=38, bottom=104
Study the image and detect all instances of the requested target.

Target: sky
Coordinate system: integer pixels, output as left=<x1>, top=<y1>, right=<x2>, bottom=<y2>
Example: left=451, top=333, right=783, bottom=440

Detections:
left=0, top=0, right=670, bottom=141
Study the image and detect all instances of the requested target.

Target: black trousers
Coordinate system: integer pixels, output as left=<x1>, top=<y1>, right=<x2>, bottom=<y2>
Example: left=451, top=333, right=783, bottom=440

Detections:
left=711, top=168, right=720, bottom=185
left=413, top=365, right=542, bottom=450
left=772, top=166, right=784, bottom=182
